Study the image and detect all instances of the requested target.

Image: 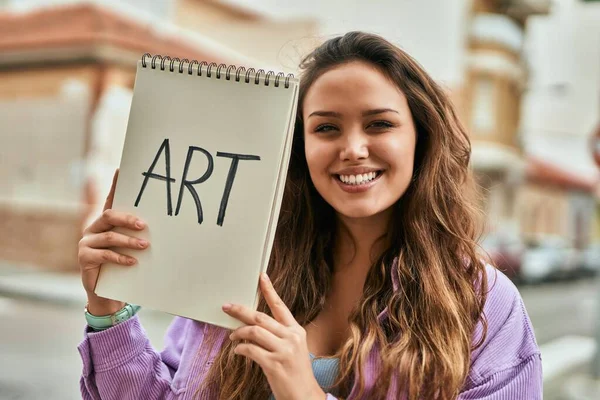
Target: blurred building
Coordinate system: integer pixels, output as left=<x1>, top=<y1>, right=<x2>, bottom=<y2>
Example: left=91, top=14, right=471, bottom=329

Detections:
left=1, top=0, right=598, bottom=271
left=518, top=157, right=597, bottom=248
left=466, top=0, right=600, bottom=257
left=521, top=0, right=600, bottom=178
left=465, top=0, right=551, bottom=240
left=0, top=1, right=265, bottom=270
left=518, top=0, right=600, bottom=248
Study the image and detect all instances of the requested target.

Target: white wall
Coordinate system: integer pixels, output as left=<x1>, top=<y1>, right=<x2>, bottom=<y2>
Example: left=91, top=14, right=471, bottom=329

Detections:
left=222, top=0, right=470, bottom=88
left=521, top=0, right=600, bottom=177
left=0, top=79, right=90, bottom=208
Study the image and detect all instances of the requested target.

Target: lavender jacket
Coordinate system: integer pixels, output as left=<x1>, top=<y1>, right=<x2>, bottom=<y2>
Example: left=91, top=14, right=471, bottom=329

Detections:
left=78, top=265, right=542, bottom=399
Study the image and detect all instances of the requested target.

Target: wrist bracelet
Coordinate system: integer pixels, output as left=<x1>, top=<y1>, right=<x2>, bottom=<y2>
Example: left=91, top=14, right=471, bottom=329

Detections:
left=84, top=303, right=141, bottom=331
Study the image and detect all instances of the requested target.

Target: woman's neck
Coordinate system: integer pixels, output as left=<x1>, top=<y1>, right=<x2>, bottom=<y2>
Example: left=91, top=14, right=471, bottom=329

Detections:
left=332, top=208, right=392, bottom=275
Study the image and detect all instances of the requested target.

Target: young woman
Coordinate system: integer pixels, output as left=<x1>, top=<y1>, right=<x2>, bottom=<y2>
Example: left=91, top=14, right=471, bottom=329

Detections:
left=77, top=32, right=541, bottom=400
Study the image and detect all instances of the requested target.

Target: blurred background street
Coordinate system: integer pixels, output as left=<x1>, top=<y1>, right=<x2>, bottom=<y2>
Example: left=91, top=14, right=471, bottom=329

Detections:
left=0, top=0, right=599, bottom=399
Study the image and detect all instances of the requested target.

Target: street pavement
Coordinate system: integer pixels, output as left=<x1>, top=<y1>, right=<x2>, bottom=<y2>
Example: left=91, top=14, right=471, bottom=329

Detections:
left=520, top=278, right=597, bottom=345
left=0, top=264, right=598, bottom=399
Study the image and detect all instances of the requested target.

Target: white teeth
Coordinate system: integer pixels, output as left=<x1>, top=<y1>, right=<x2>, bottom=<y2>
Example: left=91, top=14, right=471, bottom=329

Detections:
left=338, top=172, right=380, bottom=185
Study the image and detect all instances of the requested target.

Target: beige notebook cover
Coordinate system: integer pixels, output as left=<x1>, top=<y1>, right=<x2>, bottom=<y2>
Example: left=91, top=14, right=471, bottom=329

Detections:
left=94, top=57, right=299, bottom=329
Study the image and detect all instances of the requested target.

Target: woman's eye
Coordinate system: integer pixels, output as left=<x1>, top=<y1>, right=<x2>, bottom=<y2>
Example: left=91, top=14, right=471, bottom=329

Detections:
left=368, top=120, right=395, bottom=130
left=314, top=124, right=338, bottom=133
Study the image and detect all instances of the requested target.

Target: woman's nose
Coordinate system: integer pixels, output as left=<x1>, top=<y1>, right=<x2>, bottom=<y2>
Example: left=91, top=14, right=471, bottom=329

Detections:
left=339, top=130, right=369, bottom=161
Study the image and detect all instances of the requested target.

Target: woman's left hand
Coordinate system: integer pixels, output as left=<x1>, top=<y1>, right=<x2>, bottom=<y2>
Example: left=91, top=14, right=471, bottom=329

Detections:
left=223, top=273, right=326, bottom=400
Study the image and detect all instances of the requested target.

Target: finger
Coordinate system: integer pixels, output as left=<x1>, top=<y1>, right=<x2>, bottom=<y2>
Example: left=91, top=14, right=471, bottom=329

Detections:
left=259, top=273, right=296, bottom=326
left=103, top=169, right=119, bottom=211
left=233, top=343, right=271, bottom=367
left=87, top=209, right=145, bottom=235
left=222, top=304, right=287, bottom=337
left=229, top=325, right=282, bottom=352
left=80, top=248, right=136, bottom=270
left=83, top=231, right=149, bottom=251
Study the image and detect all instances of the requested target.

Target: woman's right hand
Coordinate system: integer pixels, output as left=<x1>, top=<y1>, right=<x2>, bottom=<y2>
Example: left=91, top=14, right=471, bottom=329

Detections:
left=78, top=169, right=150, bottom=316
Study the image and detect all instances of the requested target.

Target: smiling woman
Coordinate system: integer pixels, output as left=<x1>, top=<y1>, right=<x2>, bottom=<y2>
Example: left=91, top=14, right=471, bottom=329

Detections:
left=77, top=31, right=541, bottom=400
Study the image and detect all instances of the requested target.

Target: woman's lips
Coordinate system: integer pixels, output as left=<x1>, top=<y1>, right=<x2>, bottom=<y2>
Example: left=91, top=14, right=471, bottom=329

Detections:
left=333, top=171, right=383, bottom=193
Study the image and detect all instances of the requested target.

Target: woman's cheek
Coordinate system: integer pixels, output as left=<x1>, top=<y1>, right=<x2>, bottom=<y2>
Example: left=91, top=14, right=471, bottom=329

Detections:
left=305, top=143, right=329, bottom=172
left=378, top=139, right=415, bottom=167
left=304, top=151, right=318, bottom=175
left=304, top=138, right=318, bottom=164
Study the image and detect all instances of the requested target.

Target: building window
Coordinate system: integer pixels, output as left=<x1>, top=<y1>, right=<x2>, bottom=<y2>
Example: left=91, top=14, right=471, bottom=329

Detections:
left=472, top=76, right=496, bottom=134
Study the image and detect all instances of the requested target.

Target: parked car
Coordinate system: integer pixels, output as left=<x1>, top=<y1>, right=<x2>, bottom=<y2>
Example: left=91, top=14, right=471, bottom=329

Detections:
left=521, top=236, right=580, bottom=284
left=580, top=243, right=600, bottom=276
left=480, top=235, right=523, bottom=282
left=520, top=242, right=555, bottom=284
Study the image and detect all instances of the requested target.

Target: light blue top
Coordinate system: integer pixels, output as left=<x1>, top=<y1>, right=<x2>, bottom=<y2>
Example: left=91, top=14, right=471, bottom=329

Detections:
left=310, top=354, right=340, bottom=393
left=268, top=353, right=340, bottom=399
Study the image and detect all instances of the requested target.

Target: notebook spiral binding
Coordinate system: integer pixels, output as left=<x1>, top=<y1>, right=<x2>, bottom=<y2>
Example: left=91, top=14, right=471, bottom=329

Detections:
left=141, top=53, right=295, bottom=89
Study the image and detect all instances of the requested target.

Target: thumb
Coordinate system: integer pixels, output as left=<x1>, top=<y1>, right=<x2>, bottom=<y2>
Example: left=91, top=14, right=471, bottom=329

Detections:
left=103, top=168, right=119, bottom=211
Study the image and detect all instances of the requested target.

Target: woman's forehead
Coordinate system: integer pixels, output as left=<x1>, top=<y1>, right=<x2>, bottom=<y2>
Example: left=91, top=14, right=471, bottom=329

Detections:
left=303, top=62, right=409, bottom=116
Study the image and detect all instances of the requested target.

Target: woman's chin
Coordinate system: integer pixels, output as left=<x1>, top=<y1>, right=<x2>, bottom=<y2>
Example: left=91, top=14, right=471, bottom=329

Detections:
left=334, top=206, right=384, bottom=220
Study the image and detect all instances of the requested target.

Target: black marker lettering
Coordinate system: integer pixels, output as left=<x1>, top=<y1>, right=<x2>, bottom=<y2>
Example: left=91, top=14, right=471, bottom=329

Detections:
left=215, top=152, right=260, bottom=226
left=135, top=138, right=176, bottom=215
left=175, top=146, right=214, bottom=224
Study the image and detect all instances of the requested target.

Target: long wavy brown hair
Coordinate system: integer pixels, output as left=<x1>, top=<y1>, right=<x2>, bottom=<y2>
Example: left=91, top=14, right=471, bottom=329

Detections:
left=193, top=31, right=489, bottom=400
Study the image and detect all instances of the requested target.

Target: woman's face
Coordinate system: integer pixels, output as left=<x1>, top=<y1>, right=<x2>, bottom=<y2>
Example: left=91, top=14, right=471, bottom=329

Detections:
left=303, top=61, right=417, bottom=220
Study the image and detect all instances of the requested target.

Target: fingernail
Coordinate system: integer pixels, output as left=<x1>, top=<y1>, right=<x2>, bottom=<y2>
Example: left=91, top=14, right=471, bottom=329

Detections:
left=261, top=273, right=270, bottom=282
left=136, top=220, right=145, bottom=229
left=138, top=240, right=148, bottom=248
left=222, top=303, right=232, bottom=311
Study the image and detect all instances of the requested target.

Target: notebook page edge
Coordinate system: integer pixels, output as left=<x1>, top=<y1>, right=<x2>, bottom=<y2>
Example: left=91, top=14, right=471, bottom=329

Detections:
left=252, top=83, right=299, bottom=311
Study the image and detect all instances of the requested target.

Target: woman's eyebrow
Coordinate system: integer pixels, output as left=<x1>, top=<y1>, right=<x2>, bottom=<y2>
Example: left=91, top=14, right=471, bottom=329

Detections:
left=362, top=108, right=399, bottom=116
left=307, top=108, right=399, bottom=119
left=307, top=110, right=342, bottom=119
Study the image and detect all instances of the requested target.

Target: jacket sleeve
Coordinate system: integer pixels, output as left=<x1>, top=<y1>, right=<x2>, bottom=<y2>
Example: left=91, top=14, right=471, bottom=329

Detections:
left=78, top=315, right=189, bottom=400
left=458, top=267, right=543, bottom=399
left=458, top=353, right=542, bottom=400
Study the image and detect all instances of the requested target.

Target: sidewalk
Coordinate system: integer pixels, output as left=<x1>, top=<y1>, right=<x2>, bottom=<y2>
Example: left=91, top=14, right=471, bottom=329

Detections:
left=544, top=361, right=600, bottom=400
left=561, top=372, right=600, bottom=400
left=0, top=262, right=599, bottom=399
left=540, top=334, right=600, bottom=399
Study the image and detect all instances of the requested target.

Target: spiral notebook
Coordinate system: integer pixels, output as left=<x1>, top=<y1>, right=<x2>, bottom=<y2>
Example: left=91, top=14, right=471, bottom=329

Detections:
left=94, top=54, right=299, bottom=329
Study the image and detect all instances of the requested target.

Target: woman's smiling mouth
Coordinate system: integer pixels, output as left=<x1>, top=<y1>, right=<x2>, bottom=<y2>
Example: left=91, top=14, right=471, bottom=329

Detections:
left=333, top=170, right=384, bottom=193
